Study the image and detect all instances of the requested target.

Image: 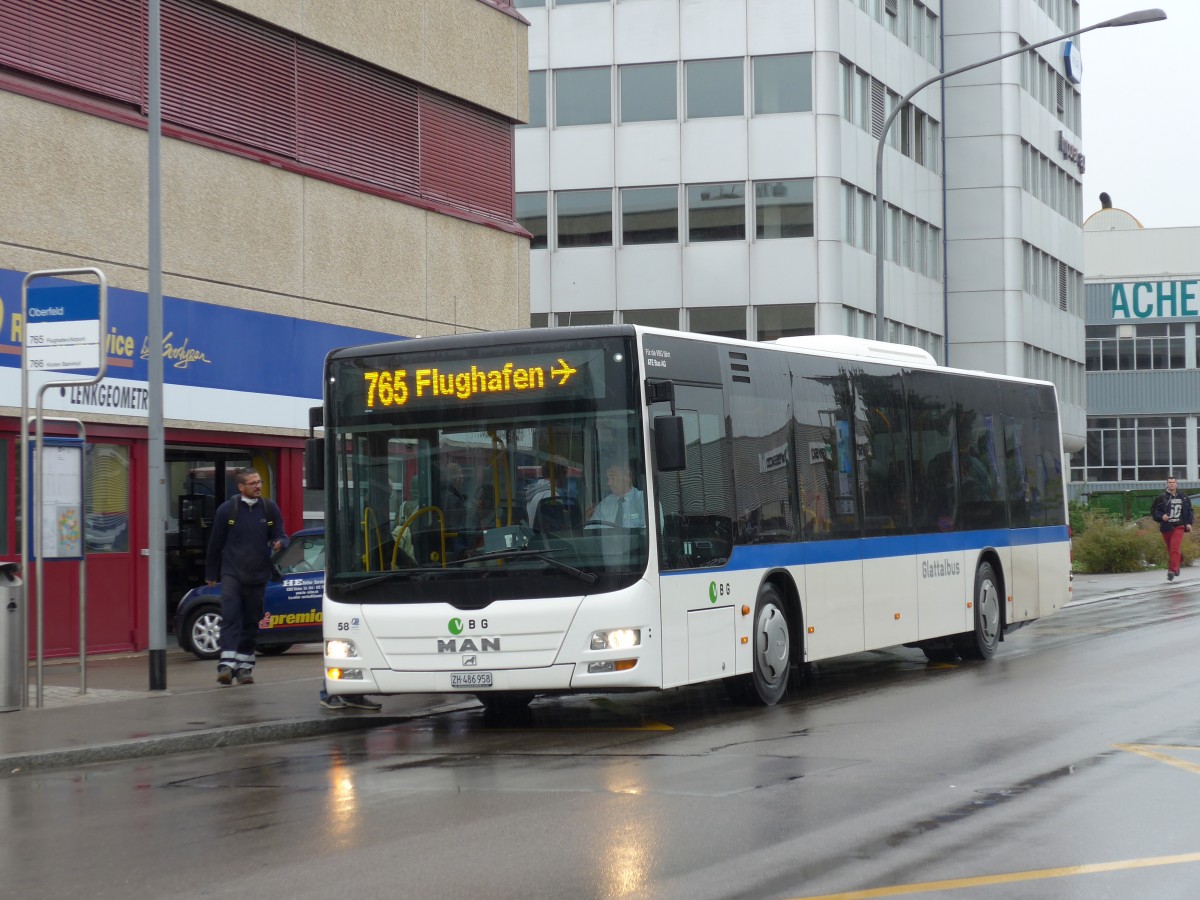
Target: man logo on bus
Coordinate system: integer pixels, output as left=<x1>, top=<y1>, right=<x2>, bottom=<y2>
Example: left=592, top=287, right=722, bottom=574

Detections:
left=448, top=617, right=464, bottom=635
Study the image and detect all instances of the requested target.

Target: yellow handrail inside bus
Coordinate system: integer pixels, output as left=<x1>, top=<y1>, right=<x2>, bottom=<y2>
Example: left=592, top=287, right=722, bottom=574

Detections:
left=361, top=506, right=386, bottom=572
left=391, top=505, right=447, bottom=569
left=487, top=430, right=514, bottom=527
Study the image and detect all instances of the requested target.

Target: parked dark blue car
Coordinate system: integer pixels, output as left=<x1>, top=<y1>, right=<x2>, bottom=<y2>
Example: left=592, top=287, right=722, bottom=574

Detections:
left=174, top=528, right=325, bottom=660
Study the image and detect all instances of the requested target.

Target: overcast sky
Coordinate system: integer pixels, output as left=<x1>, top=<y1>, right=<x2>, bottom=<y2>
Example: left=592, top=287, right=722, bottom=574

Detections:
left=1078, top=1, right=1195, bottom=228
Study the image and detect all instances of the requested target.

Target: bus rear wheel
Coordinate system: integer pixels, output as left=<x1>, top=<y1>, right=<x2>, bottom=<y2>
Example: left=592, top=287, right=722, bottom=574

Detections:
left=738, top=583, right=791, bottom=706
left=957, top=561, right=1001, bottom=660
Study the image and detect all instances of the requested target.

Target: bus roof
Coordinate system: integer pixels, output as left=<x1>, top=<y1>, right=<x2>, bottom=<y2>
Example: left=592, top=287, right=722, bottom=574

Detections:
left=771, top=335, right=938, bottom=367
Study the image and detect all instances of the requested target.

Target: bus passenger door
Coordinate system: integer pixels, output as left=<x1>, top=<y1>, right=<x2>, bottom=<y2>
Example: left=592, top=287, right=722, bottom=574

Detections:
left=653, top=384, right=736, bottom=689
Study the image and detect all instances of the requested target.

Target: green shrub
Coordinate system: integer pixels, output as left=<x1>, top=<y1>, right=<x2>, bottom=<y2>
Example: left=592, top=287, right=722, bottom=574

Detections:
left=1134, top=518, right=1200, bottom=570
left=1068, top=500, right=1091, bottom=536
left=1073, top=512, right=1200, bottom=573
left=1072, top=514, right=1149, bottom=573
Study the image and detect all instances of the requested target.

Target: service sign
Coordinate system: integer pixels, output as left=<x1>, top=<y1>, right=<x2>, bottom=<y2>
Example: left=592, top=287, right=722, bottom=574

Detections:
left=360, top=348, right=605, bottom=412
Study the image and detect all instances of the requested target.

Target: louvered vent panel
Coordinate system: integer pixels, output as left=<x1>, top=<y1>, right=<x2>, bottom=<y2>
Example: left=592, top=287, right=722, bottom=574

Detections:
left=0, top=0, right=145, bottom=105
left=162, top=0, right=296, bottom=156
left=420, top=89, right=514, bottom=221
left=870, top=78, right=885, bottom=139
left=297, top=44, right=420, bottom=194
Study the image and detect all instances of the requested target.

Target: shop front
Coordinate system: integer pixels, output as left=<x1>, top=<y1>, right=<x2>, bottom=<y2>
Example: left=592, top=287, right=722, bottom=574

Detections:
left=0, top=267, right=397, bottom=657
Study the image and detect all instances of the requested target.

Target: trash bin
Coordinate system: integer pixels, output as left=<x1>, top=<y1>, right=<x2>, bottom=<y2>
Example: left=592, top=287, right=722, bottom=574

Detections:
left=0, top=562, right=23, bottom=712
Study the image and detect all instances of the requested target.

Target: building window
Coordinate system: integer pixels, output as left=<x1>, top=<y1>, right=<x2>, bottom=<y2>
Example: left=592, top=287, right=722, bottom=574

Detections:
left=687, top=182, right=745, bottom=242
left=1086, top=323, right=1187, bottom=371
left=689, top=306, right=746, bottom=340
left=757, top=305, right=815, bottom=341
left=621, top=186, right=678, bottom=245
left=1078, top=416, right=1187, bottom=483
left=516, top=192, right=548, bottom=249
left=86, top=443, right=130, bottom=554
left=622, top=308, right=680, bottom=329
left=530, top=313, right=550, bottom=328
left=554, top=311, right=613, bottom=326
left=620, top=63, right=677, bottom=123
left=754, top=178, right=814, bottom=239
left=522, top=70, right=546, bottom=128
left=556, top=67, right=611, bottom=126
left=752, top=54, right=812, bottom=114
left=685, top=58, right=743, bottom=119
left=556, top=189, right=612, bottom=248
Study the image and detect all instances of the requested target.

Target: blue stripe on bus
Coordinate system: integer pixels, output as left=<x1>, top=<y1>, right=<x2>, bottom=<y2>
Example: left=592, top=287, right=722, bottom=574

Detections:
left=661, top=525, right=1068, bottom=574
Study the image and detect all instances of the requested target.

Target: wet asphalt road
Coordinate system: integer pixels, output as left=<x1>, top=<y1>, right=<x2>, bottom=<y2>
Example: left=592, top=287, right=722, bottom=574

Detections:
left=4, top=584, right=1200, bottom=900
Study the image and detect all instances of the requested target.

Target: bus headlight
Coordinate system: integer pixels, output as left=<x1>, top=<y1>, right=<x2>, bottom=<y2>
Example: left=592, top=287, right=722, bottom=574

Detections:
left=325, top=639, right=359, bottom=659
left=590, top=628, right=641, bottom=651
left=327, top=667, right=364, bottom=680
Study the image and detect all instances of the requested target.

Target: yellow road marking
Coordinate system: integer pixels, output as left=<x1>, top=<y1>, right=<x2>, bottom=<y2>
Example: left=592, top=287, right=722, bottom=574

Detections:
left=793, top=746, right=1200, bottom=898
left=1115, top=743, right=1200, bottom=776
left=587, top=697, right=673, bottom=730
left=788, top=851, right=1200, bottom=899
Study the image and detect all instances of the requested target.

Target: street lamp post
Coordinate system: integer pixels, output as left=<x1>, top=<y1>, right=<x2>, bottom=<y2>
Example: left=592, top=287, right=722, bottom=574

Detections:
left=873, top=8, right=1166, bottom=344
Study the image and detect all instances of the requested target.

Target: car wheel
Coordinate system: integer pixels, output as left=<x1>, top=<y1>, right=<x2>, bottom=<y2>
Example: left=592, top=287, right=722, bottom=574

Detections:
left=257, top=643, right=293, bottom=656
left=183, top=605, right=222, bottom=661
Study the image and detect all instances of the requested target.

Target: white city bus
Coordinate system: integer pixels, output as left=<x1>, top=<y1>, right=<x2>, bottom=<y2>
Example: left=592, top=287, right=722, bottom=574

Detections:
left=309, top=326, right=1070, bottom=711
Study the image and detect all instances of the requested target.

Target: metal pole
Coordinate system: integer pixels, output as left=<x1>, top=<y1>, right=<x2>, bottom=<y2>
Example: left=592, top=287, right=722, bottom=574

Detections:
left=873, top=8, right=1166, bottom=344
left=148, top=0, right=167, bottom=690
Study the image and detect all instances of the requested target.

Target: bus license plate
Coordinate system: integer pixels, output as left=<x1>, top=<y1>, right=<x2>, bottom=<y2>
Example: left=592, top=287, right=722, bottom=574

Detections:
left=450, top=672, right=493, bottom=688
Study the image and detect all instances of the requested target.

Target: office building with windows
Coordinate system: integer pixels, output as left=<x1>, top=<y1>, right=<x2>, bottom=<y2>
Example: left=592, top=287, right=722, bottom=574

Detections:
left=514, top=0, right=1087, bottom=451
left=1072, top=204, right=1200, bottom=496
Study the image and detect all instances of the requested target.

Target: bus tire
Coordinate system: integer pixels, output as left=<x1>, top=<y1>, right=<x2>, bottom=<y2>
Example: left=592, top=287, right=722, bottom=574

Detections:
left=958, top=561, right=1001, bottom=660
left=748, top=583, right=791, bottom=705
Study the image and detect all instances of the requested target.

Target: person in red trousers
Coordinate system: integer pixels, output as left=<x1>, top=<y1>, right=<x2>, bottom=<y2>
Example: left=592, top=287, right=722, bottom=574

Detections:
left=1151, top=476, right=1194, bottom=581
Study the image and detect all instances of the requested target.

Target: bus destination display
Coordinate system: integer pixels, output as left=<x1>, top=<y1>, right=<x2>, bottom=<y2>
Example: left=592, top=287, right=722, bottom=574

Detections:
left=360, top=349, right=604, bottom=410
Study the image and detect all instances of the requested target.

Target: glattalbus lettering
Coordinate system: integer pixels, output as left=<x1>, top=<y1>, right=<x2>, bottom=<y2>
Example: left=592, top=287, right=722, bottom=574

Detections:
left=69, top=383, right=150, bottom=412
left=921, top=558, right=961, bottom=578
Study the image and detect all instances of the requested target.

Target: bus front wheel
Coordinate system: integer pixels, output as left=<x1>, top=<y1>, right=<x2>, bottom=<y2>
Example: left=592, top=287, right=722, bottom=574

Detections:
left=957, top=561, right=1001, bottom=660
left=744, top=583, right=791, bottom=706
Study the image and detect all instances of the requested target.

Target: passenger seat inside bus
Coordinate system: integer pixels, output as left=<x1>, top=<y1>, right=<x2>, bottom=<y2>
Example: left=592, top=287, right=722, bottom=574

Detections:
left=533, top=496, right=582, bottom=533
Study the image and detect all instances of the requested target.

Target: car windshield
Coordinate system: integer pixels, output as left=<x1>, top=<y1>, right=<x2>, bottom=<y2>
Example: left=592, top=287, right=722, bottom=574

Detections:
left=274, top=533, right=324, bottom=576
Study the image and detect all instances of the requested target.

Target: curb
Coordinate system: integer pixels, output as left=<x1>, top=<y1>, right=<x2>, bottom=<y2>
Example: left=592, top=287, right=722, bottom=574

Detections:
left=1, top=714, right=407, bottom=777
left=1066, top=576, right=1199, bottom=608
left=1, top=697, right=481, bottom=777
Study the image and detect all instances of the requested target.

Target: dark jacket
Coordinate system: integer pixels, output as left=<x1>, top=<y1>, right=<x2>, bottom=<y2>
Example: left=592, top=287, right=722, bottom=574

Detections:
left=1151, top=490, right=1194, bottom=534
left=205, top=497, right=288, bottom=584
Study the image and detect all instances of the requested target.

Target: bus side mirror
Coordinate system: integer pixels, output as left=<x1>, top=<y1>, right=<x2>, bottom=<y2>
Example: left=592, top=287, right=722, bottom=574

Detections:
left=654, top=416, right=686, bottom=472
left=305, top=437, right=325, bottom=490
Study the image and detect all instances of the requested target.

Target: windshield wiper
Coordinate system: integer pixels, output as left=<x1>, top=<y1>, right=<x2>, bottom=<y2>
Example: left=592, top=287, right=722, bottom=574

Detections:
left=443, top=547, right=598, bottom=585
left=337, top=570, right=410, bottom=594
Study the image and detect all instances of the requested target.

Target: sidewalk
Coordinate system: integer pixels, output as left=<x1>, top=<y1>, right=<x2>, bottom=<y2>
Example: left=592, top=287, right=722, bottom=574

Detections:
left=0, top=642, right=475, bottom=776
left=1, top=566, right=1193, bottom=776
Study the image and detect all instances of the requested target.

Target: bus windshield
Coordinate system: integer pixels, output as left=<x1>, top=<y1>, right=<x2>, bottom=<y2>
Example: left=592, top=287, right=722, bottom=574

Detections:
left=324, top=334, right=648, bottom=605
